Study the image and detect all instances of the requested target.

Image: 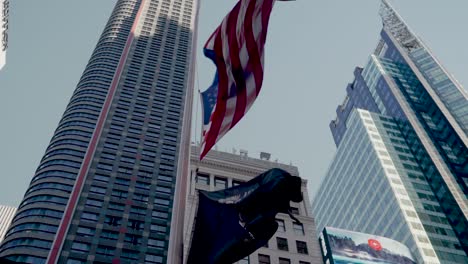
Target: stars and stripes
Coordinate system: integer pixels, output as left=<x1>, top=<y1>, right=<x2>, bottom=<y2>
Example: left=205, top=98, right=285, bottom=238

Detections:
left=200, top=0, right=277, bottom=159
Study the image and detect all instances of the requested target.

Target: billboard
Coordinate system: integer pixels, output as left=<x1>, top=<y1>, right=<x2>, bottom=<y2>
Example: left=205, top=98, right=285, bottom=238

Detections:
left=320, top=227, right=416, bottom=264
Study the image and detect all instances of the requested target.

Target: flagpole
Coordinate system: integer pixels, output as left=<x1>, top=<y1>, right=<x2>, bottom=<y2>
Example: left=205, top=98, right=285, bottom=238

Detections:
left=197, top=90, right=204, bottom=160
left=166, top=0, right=200, bottom=261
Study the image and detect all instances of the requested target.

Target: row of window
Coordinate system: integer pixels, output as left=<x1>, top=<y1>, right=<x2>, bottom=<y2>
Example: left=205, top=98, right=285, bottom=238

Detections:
left=79, top=206, right=170, bottom=225
left=276, top=219, right=305, bottom=235
left=196, top=173, right=239, bottom=188
left=258, top=254, right=311, bottom=264
left=271, top=237, right=309, bottom=255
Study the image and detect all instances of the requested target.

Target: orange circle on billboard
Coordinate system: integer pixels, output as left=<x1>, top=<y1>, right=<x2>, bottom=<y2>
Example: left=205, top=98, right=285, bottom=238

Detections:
left=368, top=239, right=382, bottom=251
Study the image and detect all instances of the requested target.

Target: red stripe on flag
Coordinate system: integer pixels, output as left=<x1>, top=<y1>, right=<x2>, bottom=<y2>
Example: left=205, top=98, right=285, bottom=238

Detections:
left=200, top=29, right=229, bottom=159
left=244, top=0, right=264, bottom=96
left=261, top=0, right=275, bottom=44
left=227, top=4, right=247, bottom=129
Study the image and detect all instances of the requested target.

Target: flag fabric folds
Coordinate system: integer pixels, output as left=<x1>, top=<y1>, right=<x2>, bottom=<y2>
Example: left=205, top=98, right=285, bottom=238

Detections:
left=186, top=168, right=303, bottom=264
left=200, top=0, right=277, bottom=159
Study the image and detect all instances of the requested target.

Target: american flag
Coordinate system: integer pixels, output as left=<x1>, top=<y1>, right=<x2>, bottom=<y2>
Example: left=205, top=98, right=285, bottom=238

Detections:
left=200, top=0, right=277, bottom=160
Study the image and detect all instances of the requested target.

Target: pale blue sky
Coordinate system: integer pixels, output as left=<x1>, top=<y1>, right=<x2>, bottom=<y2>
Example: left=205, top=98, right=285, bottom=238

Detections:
left=0, top=1, right=467, bottom=206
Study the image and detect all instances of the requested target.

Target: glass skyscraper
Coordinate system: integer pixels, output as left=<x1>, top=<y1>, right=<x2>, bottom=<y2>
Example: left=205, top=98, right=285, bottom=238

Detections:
left=0, top=0, right=197, bottom=263
left=313, top=0, right=467, bottom=263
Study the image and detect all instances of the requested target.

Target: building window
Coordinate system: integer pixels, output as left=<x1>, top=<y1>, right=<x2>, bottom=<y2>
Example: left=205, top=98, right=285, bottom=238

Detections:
left=238, top=256, right=249, bottom=264
left=66, top=259, right=85, bottom=264
left=258, top=254, right=270, bottom=264
left=108, top=202, right=125, bottom=212
left=296, top=241, right=308, bottom=254
left=279, top=258, right=291, bottom=264
left=155, top=197, right=170, bottom=207
left=121, top=249, right=139, bottom=260
left=76, top=227, right=95, bottom=237
left=111, top=190, right=128, bottom=199
left=85, top=199, right=103, bottom=208
left=276, top=219, right=285, bottom=232
left=290, top=207, right=299, bottom=215
left=214, top=177, right=227, bottom=189
left=96, top=245, right=115, bottom=257
left=130, top=206, right=147, bottom=217
left=152, top=211, right=168, bottom=219
left=128, top=219, right=144, bottom=230
left=150, top=224, right=167, bottom=234
left=276, top=237, right=288, bottom=251
left=90, top=186, right=106, bottom=195
left=148, top=238, right=165, bottom=250
left=115, top=177, right=130, bottom=187
left=124, top=234, right=142, bottom=246
left=156, top=186, right=172, bottom=194
left=101, top=230, right=119, bottom=240
left=71, top=242, right=90, bottom=253
left=94, top=174, right=109, bottom=183
left=81, top=212, right=98, bottom=222
left=145, top=254, right=163, bottom=263
left=293, top=222, right=305, bottom=235
left=196, top=173, right=209, bottom=185
left=104, top=215, right=122, bottom=226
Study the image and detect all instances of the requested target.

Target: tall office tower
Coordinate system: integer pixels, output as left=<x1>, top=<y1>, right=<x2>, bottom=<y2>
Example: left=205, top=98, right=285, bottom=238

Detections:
left=0, top=205, right=16, bottom=243
left=0, top=0, right=198, bottom=263
left=314, top=109, right=467, bottom=263
left=314, top=0, right=468, bottom=263
left=185, top=146, right=324, bottom=264
left=0, top=0, right=8, bottom=70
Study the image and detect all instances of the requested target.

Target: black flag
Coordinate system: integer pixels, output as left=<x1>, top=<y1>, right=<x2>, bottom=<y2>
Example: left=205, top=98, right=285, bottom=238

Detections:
left=187, top=168, right=303, bottom=264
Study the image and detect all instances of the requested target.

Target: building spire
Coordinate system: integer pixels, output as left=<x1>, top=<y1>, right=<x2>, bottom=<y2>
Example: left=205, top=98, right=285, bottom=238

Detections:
left=379, top=0, right=421, bottom=52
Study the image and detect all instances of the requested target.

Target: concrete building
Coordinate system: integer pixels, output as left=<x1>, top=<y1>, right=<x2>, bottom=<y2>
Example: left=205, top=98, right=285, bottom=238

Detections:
left=0, top=205, right=16, bottom=243
left=185, top=145, right=323, bottom=264
left=313, top=1, right=468, bottom=263
left=0, top=0, right=198, bottom=263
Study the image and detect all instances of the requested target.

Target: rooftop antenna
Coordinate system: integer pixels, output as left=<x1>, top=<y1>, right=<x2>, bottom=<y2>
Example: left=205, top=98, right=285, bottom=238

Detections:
left=260, top=152, right=271, bottom=161
left=240, top=149, right=248, bottom=158
left=379, top=0, right=421, bottom=52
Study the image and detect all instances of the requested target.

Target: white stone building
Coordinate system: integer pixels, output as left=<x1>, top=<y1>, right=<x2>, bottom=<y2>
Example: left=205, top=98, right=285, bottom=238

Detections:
left=184, top=145, right=323, bottom=264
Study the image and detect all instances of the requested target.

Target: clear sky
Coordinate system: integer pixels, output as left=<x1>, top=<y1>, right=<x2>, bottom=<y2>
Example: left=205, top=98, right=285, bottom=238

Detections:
left=0, top=0, right=467, bottom=207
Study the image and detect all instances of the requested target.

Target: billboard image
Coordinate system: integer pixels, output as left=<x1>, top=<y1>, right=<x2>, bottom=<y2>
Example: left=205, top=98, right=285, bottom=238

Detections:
left=321, top=227, right=416, bottom=264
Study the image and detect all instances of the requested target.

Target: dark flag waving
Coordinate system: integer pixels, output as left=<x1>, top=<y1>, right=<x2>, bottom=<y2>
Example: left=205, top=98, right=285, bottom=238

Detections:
left=200, top=0, right=278, bottom=159
left=187, top=168, right=303, bottom=264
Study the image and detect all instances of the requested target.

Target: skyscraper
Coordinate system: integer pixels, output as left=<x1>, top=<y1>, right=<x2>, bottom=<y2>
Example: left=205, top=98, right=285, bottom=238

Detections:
left=185, top=146, right=324, bottom=264
left=313, top=0, right=467, bottom=263
left=0, top=0, right=198, bottom=263
left=314, top=109, right=467, bottom=263
left=0, top=205, right=16, bottom=243
left=0, top=0, right=8, bottom=70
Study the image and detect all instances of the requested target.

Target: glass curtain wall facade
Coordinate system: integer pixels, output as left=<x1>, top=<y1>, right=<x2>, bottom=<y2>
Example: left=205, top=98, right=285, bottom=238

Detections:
left=323, top=0, right=467, bottom=260
left=314, top=109, right=467, bottom=263
left=0, top=0, right=198, bottom=263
